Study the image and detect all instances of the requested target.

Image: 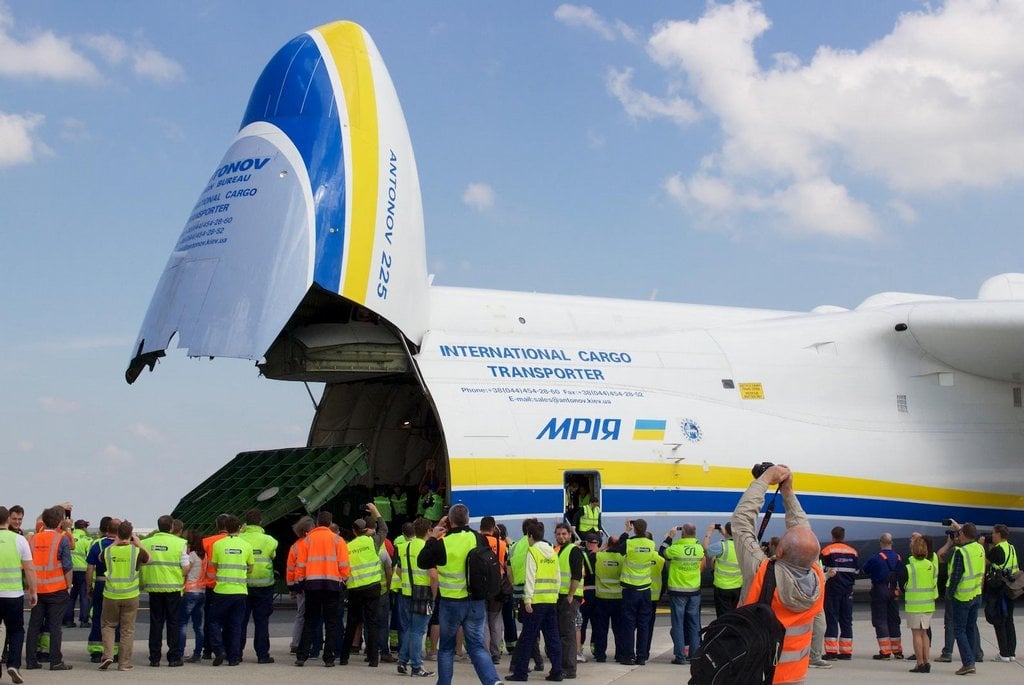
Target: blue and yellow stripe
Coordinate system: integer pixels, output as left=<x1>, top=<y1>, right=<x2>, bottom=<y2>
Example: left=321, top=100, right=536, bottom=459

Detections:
left=633, top=419, right=666, bottom=441
left=446, top=457, right=1024, bottom=528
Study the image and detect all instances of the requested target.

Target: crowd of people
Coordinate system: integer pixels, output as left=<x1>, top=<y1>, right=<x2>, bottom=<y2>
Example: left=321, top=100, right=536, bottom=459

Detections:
left=0, top=471, right=1019, bottom=685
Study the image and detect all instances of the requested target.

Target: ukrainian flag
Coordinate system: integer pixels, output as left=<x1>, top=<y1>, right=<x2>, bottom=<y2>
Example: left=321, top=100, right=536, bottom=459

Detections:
left=633, top=419, right=666, bottom=441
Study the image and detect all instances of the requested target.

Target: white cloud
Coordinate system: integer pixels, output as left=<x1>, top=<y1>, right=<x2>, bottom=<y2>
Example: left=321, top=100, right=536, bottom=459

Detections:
left=887, top=198, right=919, bottom=224
left=99, top=444, right=133, bottom=465
left=555, top=4, right=616, bottom=41
left=130, top=47, right=185, bottom=83
left=0, top=111, right=46, bottom=167
left=606, top=67, right=699, bottom=126
left=463, top=182, right=496, bottom=211
left=132, top=422, right=163, bottom=441
left=624, top=0, right=1024, bottom=238
left=80, top=33, right=128, bottom=64
left=555, top=4, right=638, bottom=42
left=81, top=33, right=184, bottom=83
left=0, top=8, right=183, bottom=85
left=38, top=396, right=81, bottom=414
left=0, top=5, right=99, bottom=80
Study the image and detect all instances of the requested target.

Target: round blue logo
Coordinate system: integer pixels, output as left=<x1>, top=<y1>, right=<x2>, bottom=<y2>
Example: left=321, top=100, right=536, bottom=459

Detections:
left=681, top=419, right=702, bottom=442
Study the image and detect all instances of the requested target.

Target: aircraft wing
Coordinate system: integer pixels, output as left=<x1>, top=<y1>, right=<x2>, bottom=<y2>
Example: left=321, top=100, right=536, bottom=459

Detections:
left=904, top=300, right=1024, bottom=382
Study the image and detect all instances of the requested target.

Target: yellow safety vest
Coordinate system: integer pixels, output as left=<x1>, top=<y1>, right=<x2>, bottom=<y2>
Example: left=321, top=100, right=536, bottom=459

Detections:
left=621, top=537, right=655, bottom=589
left=401, top=537, right=430, bottom=596
left=438, top=531, right=476, bottom=599
left=952, top=541, right=985, bottom=601
left=0, top=530, right=23, bottom=593
left=347, top=535, right=383, bottom=590
left=71, top=530, right=91, bottom=572
left=239, top=525, right=278, bottom=588
left=594, top=551, right=622, bottom=599
left=557, top=544, right=583, bottom=597
left=103, top=544, right=140, bottom=600
left=650, top=554, right=665, bottom=601
left=579, top=504, right=600, bottom=532
left=210, top=535, right=253, bottom=595
left=904, top=556, right=937, bottom=613
left=713, top=539, right=742, bottom=590
left=528, top=545, right=559, bottom=604
left=992, top=541, right=1019, bottom=573
left=140, top=531, right=186, bottom=593
left=665, top=538, right=703, bottom=593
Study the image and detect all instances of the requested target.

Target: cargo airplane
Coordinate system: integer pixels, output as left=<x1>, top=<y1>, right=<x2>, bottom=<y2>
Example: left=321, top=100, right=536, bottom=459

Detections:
left=127, top=21, right=1024, bottom=544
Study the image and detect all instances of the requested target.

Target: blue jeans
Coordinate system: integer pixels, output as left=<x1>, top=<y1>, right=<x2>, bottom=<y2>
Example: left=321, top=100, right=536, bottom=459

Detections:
left=178, top=592, right=205, bottom=659
left=437, top=598, right=500, bottom=685
left=398, top=596, right=430, bottom=670
left=952, top=595, right=981, bottom=667
left=669, top=593, right=701, bottom=661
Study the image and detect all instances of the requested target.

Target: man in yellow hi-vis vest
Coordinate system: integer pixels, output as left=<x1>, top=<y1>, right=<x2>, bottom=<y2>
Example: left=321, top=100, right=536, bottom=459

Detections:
left=507, top=519, right=562, bottom=682
left=948, top=522, right=986, bottom=675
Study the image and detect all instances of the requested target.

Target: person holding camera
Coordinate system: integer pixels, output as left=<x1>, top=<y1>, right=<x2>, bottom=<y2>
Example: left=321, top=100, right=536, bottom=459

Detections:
left=702, top=521, right=741, bottom=619
left=946, top=522, right=985, bottom=675
left=99, top=521, right=151, bottom=671
left=609, top=519, right=657, bottom=666
left=985, top=523, right=1017, bottom=663
left=337, top=502, right=388, bottom=667
left=732, top=464, right=824, bottom=684
left=417, top=504, right=503, bottom=685
left=662, top=523, right=705, bottom=665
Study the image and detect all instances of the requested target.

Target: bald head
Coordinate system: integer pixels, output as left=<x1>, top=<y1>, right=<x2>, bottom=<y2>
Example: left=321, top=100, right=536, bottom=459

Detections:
left=775, top=526, right=820, bottom=569
left=879, top=532, right=893, bottom=549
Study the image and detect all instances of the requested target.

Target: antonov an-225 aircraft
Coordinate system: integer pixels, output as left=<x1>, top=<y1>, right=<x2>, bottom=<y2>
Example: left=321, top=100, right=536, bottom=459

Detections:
left=127, top=21, right=1023, bottom=545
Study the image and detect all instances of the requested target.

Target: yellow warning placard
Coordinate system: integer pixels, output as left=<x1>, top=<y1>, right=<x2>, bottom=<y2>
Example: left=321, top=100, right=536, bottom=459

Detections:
left=738, top=382, right=765, bottom=400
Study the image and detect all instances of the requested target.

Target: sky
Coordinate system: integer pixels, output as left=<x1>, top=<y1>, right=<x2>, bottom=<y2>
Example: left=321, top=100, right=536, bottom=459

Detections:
left=2, top=1, right=1023, bottom=526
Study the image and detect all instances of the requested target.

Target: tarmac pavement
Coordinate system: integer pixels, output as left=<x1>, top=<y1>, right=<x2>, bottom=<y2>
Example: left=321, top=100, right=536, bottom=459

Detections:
left=10, top=604, right=1021, bottom=685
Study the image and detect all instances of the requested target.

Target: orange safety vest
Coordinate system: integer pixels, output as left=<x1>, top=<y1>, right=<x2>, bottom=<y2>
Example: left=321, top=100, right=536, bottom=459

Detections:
left=295, top=527, right=350, bottom=584
left=286, top=541, right=302, bottom=585
left=742, top=559, right=824, bottom=684
left=32, top=529, right=68, bottom=594
left=201, top=533, right=227, bottom=589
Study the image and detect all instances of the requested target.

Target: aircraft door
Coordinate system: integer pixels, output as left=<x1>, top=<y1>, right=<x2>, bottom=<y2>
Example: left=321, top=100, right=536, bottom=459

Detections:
left=563, top=470, right=601, bottom=540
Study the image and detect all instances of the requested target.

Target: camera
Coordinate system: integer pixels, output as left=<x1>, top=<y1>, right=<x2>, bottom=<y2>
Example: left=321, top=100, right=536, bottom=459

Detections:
left=676, top=526, right=683, bottom=531
left=714, top=523, right=722, bottom=531
left=751, top=461, right=775, bottom=479
left=941, top=518, right=954, bottom=526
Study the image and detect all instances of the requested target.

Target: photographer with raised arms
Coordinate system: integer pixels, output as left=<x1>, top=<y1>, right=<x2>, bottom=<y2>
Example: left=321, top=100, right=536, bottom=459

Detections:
left=731, top=463, right=824, bottom=684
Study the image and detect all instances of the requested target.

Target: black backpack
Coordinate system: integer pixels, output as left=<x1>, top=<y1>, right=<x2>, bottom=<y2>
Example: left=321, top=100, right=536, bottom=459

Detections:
left=688, top=560, right=786, bottom=685
left=466, top=539, right=502, bottom=601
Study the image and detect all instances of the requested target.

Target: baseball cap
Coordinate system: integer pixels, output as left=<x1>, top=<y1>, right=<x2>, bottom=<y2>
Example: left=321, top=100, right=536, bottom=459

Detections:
left=75, top=519, right=90, bottom=529
left=584, top=532, right=601, bottom=544
left=353, top=518, right=368, bottom=531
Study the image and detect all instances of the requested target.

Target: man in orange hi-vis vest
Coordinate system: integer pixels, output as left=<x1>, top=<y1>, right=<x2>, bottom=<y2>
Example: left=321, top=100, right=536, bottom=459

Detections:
left=732, top=465, right=824, bottom=684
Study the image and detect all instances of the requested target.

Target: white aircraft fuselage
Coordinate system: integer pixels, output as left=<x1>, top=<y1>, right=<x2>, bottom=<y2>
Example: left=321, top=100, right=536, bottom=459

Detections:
left=127, top=21, right=1024, bottom=546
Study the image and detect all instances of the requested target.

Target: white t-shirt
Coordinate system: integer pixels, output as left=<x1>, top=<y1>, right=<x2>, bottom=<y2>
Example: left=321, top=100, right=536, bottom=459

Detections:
left=0, top=533, right=32, bottom=598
